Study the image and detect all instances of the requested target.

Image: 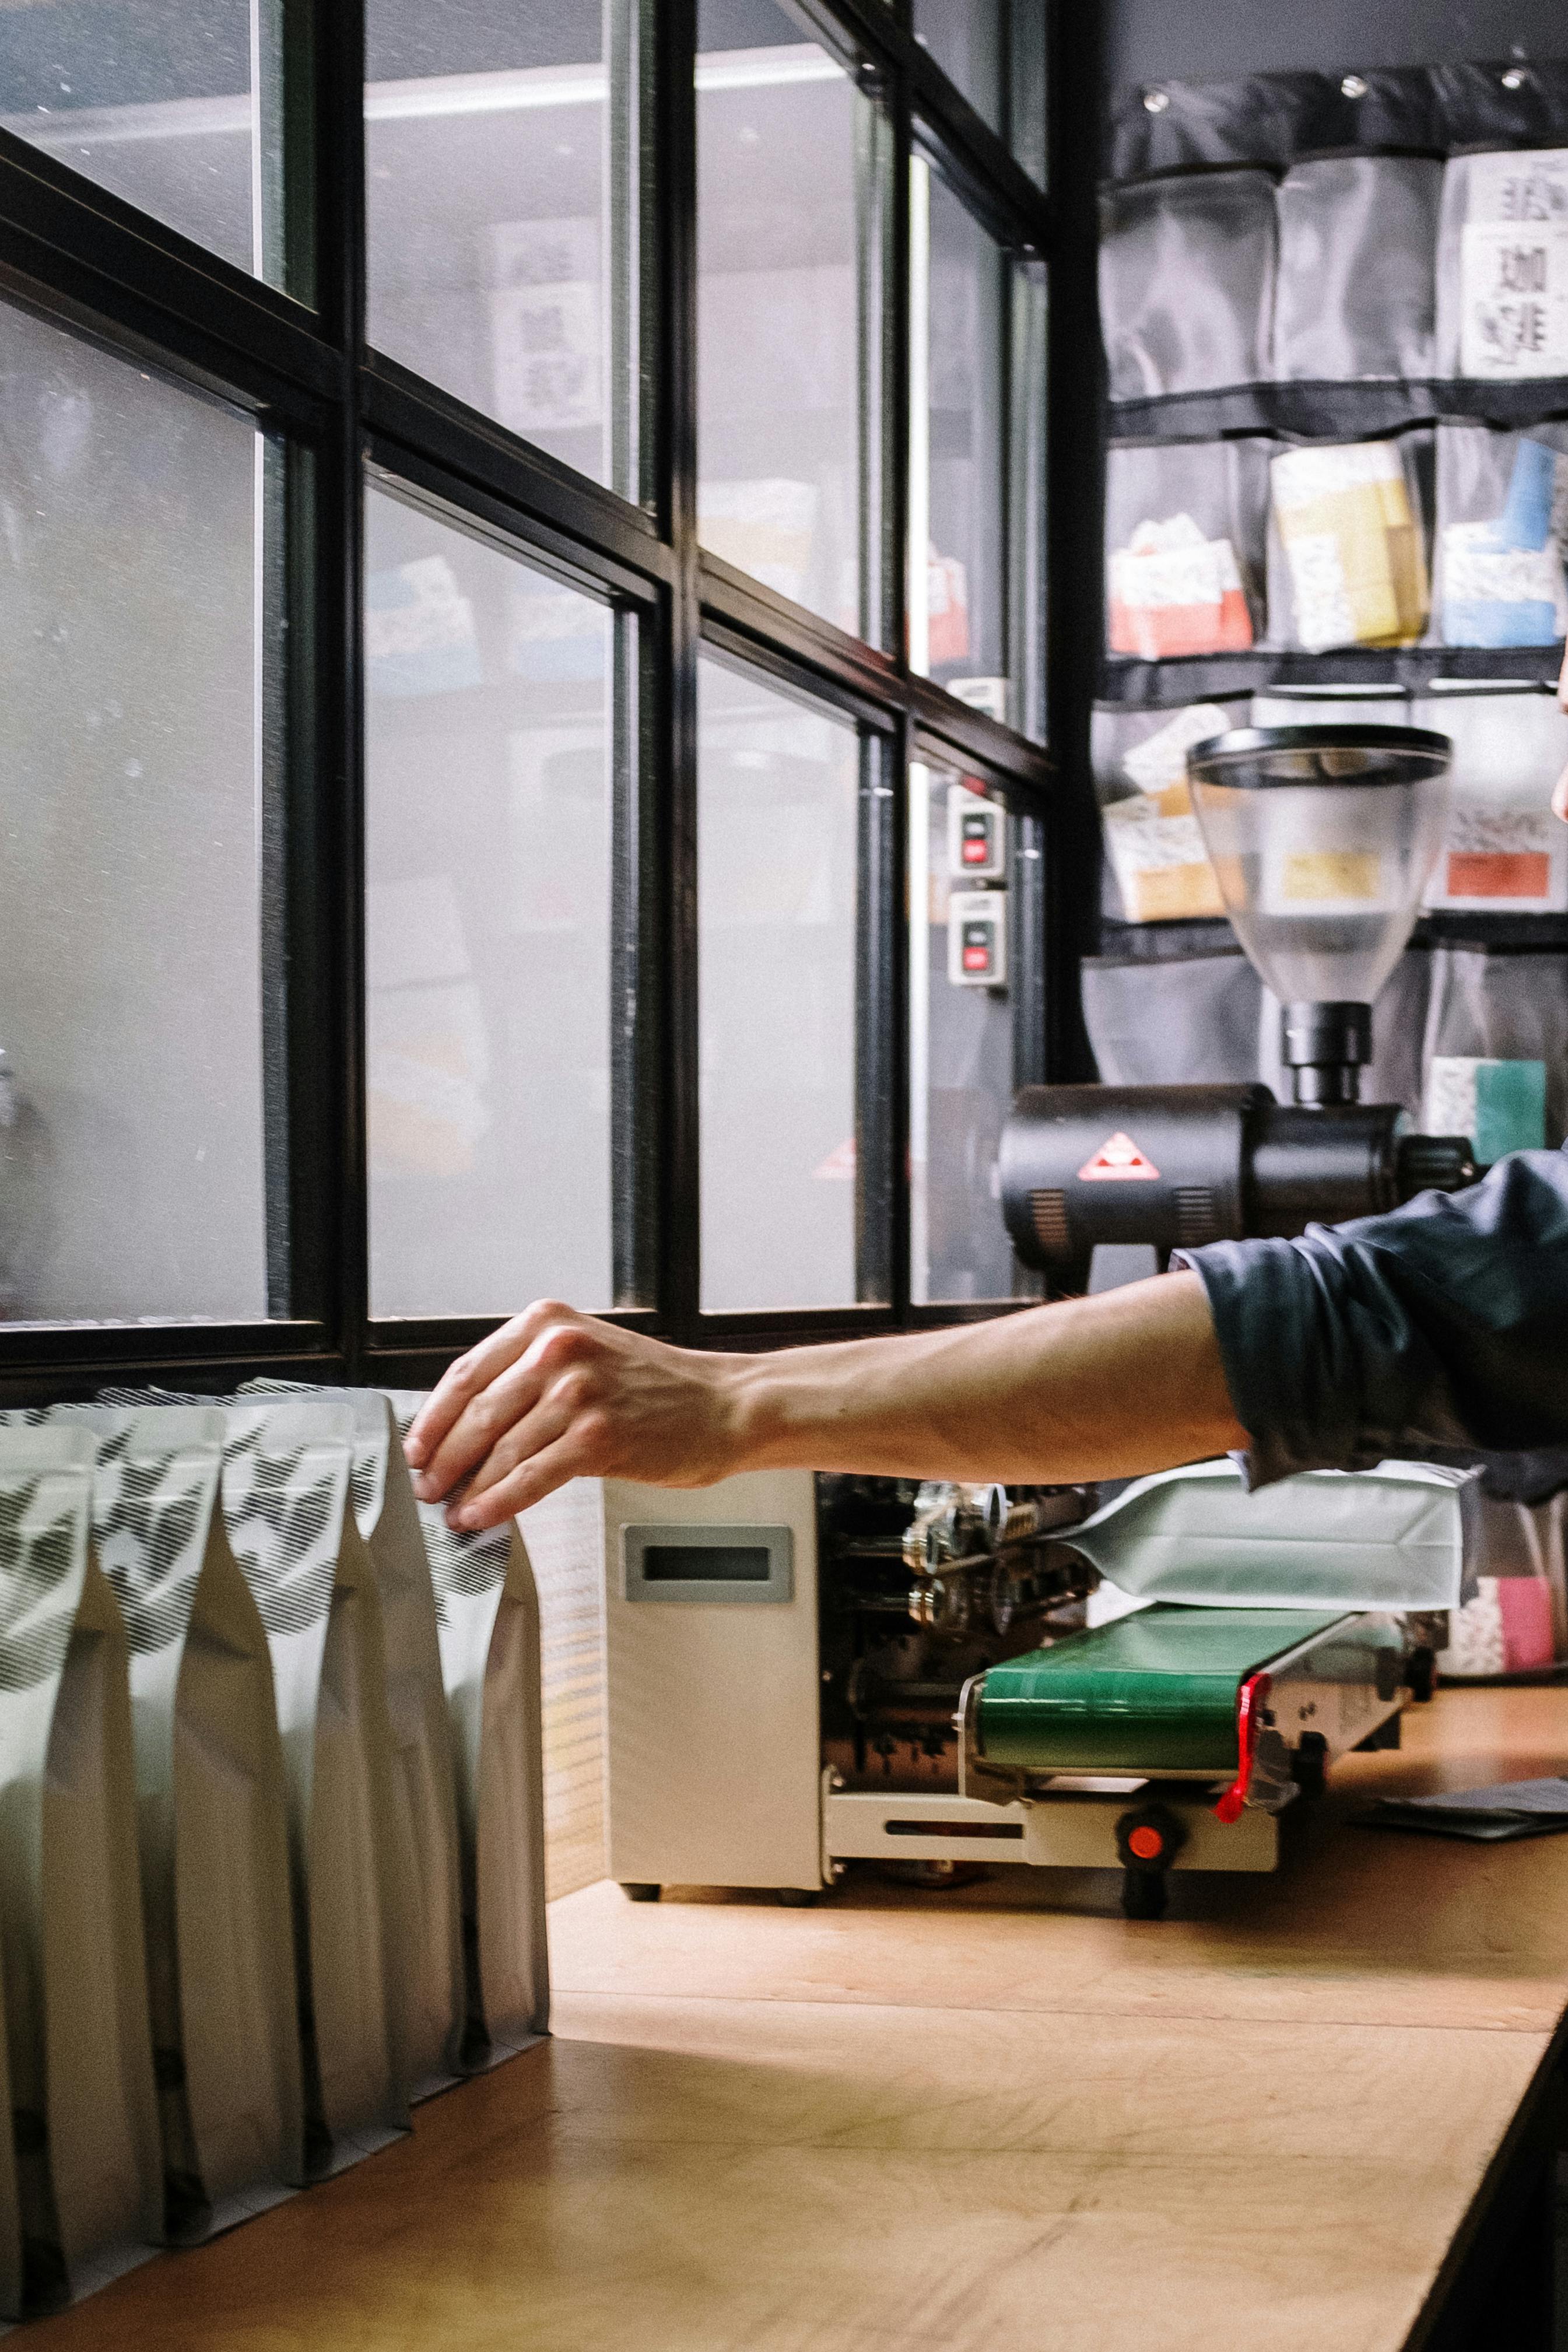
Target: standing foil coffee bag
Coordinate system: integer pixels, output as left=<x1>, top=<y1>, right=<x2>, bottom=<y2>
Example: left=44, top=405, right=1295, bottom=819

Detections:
left=241, top=1382, right=465, bottom=2097
left=3, top=1407, right=304, bottom=2238
left=0, top=1428, right=161, bottom=2316
left=385, top=1394, right=549, bottom=2066
left=103, top=1392, right=413, bottom=2173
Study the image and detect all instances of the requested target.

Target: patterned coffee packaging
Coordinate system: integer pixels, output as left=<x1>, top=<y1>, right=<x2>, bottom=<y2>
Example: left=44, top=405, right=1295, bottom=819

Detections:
left=0, top=1428, right=161, bottom=2316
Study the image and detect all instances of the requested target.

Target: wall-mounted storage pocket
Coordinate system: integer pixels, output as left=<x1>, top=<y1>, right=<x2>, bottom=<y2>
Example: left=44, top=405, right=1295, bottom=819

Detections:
left=1106, top=440, right=1269, bottom=660
left=1100, top=171, right=1276, bottom=402
left=1435, top=148, right=1568, bottom=381
left=1091, top=702, right=1244, bottom=923
left=1416, top=685, right=1568, bottom=912
left=1266, top=434, right=1432, bottom=651
left=1273, top=157, right=1441, bottom=384
left=1422, top=941, right=1568, bottom=1143
left=1082, top=947, right=1261, bottom=1085
left=1430, top=428, right=1568, bottom=646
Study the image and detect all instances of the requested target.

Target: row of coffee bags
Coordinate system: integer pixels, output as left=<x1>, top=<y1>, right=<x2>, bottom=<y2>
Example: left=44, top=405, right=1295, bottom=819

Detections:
left=1105, top=429, right=1568, bottom=665
left=0, top=1384, right=548, bottom=2318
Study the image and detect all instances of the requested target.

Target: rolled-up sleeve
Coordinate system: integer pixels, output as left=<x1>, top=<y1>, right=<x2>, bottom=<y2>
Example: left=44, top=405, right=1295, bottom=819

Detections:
left=1175, top=1150, right=1568, bottom=1488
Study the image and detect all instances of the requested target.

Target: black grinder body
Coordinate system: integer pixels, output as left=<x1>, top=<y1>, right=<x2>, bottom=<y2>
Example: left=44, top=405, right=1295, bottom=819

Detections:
left=1000, top=1084, right=1475, bottom=1280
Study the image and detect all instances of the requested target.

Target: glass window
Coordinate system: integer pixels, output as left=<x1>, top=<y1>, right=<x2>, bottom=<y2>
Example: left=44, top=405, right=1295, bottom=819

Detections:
left=364, top=485, right=616, bottom=1319
left=907, top=760, right=1034, bottom=1304
left=365, top=1, right=626, bottom=493
left=912, top=1, right=1046, bottom=187
left=698, top=656, right=860, bottom=1311
left=909, top=157, right=1016, bottom=721
left=697, top=0, right=868, bottom=636
left=0, top=302, right=268, bottom=1323
left=0, top=0, right=273, bottom=280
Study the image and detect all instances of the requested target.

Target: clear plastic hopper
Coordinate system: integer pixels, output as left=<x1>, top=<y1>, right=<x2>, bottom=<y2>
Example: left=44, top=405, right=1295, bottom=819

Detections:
left=1185, top=724, right=1453, bottom=1104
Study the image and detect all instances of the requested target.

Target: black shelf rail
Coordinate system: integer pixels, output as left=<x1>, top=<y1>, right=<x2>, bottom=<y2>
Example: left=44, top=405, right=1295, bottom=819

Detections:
left=0, top=0, right=1068, bottom=1402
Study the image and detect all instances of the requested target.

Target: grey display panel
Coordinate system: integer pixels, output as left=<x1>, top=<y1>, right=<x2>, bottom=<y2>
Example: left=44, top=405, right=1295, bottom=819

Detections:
left=622, top=1524, right=795, bottom=1604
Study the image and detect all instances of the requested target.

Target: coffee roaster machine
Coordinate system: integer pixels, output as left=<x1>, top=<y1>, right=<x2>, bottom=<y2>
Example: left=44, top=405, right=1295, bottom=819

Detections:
left=602, top=727, right=1478, bottom=1920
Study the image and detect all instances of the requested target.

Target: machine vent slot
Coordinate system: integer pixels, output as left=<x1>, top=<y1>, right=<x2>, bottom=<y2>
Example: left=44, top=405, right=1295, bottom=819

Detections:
left=883, top=1820, right=1025, bottom=1841
left=1174, top=1185, right=1220, bottom=1247
left=1028, top=1188, right=1071, bottom=1255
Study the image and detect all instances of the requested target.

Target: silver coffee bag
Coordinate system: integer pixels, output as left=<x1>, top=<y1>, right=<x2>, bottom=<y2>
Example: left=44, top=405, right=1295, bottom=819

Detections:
left=241, top=1381, right=464, bottom=2096
left=0, top=1427, right=161, bottom=2316
left=6, top=1407, right=304, bottom=2238
left=103, top=1392, right=415, bottom=2175
left=384, top=1393, right=549, bottom=2066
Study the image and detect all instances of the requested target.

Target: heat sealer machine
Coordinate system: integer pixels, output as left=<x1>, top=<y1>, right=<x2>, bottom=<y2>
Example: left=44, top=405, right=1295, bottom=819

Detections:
left=599, top=1461, right=1468, bottom=1919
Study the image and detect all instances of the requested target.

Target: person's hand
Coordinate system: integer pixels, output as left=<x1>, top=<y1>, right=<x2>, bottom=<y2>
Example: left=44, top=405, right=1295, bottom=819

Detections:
left=402, top=1302, right=749, bottom=1529
left=1554, top=643, right=1568, bottom=823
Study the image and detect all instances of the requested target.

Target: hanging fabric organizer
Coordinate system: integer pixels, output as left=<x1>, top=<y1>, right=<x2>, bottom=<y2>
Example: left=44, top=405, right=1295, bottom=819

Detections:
left=1089, top=54, right=1568, bottom=1148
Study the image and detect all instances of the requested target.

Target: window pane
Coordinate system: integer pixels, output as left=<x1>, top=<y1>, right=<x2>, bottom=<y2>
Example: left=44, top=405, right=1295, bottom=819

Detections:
left=697, top=0, right=867, bottom=635
left=910, top=159, right=1011, bottom=716
left=364, top=487, right=615, bottom=1318
left=0, top=303, right=267, bottom=1323
left=366, top=2, right=624, bottom=493
left=908, top=762, right=1032, bottom=1304
left=912, top=2, right=1046, bottom=186
left=0, top=0, right=271, bottom=279
left=699, top=657, right=858, bottom=1311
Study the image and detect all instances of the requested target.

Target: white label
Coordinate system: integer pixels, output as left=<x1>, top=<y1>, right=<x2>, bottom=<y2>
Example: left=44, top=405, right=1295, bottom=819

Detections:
left=1110, top=521, right=1233, bottom=613
left=492, top=281, right=602, bottom=433
left=1460, top=149, right=1568, bottom=227
left=1272, top=441, right=1405, bottom=507
left=1442, top=523, right=1568, bottom=623
left=1460, top=220, right=1568, bottom=377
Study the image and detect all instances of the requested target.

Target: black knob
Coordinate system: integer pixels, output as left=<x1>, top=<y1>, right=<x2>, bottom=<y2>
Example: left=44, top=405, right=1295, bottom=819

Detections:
left=1396, top=1133, right=1478, bottom=1200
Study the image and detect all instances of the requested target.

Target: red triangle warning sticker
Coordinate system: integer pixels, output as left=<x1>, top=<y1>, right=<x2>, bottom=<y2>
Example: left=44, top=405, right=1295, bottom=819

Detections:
left=1077, top=1131, right=1161, bottom=1183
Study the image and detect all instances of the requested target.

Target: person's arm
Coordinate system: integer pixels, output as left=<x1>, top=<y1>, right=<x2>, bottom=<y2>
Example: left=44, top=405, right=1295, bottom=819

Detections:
left=404, top=1270, right=1246, bottom=1529
left=1180, top=1148, right=1568, bottom=1485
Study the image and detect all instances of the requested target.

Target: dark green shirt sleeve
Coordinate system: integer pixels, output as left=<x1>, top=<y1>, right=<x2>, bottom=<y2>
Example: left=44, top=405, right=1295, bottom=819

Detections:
left=1174, top=1149, right=1568, bottom=1489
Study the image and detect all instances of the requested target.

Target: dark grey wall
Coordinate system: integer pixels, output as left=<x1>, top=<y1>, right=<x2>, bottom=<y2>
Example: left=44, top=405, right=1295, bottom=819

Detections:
left=1106, top=0, right=1566, bottom=96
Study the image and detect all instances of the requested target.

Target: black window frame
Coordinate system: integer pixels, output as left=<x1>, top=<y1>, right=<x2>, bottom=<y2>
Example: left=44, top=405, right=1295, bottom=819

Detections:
left=0, top=0, right=1068, bottom=1404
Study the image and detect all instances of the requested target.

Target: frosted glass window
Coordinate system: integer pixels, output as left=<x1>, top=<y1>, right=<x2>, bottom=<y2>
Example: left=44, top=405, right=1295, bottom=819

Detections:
left=0, top=303, right=266, bottom=1323
left=366, top=0, right=619, bottom=490
left=697, top=0, right=867, bottom=635
left=698, top=656, right=859, bottom=1311
left=365, top=486, right=615, bottom=1318
left=909, top=159, right=1012, bottom=716
left=907, top=762, right=1027, bottom=1304
left=0, top=0, right=270, bottom=281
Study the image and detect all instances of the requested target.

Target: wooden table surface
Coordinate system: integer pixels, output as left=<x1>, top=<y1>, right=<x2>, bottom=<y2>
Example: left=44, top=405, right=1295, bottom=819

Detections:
left=33, top=1685, right=1568, bottom=2352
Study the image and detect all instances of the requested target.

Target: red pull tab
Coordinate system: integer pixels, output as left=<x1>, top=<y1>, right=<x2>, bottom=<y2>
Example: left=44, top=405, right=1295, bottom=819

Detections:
left=1214, top=1669, right=1272, bottom=1825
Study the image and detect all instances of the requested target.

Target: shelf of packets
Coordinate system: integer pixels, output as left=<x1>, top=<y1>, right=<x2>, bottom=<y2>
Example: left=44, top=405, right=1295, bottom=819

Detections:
left=1103, top=428, right=1568, bottom=682
left=1100, top=92, right=1568, bottom=436
left=0, top=1389, right=550, bottom=2322
left=1093, top=685, right=1568, bottom=927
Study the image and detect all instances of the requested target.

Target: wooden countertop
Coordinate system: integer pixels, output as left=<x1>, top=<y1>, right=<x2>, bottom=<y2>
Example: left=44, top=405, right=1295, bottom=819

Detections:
left=34, top=1686, right=1568, bottom=2351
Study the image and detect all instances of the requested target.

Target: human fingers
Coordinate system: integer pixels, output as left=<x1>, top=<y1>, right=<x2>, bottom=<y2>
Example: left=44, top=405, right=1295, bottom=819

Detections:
left=1555, top=761, right=1568, bottom=825
left=405, top=1301, right=577, bottom=1471
left=413, top=1316, right=604, bottom=1503
left=448, top=1433, right=589, bottom=1529
left=452, top=1369, right=591, bottom=1509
